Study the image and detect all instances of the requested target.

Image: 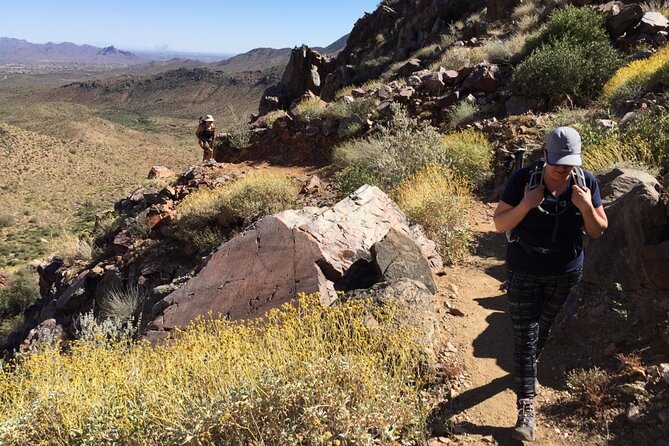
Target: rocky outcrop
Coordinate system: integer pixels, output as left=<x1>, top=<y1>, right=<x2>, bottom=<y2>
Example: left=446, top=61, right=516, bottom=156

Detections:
left=147, top=185, right=442, bottom=338
left=583, top=169, right=668, bottom=291
left=259, top=45, right=335, bottom=115
left=321, top=0, right=486, bottom=100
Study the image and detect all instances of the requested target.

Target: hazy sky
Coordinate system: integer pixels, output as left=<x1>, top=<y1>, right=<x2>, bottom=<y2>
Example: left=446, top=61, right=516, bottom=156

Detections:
left=0, top=0, right=380, bottom=55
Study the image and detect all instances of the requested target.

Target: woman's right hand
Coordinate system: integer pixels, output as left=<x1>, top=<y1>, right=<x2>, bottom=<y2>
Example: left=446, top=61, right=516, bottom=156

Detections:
left=521, top=183, right=545, bottom=209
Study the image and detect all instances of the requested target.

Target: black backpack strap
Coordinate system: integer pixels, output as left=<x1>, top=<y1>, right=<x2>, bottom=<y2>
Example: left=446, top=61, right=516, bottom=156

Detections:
left=571, top=166, right=587, bottom=191
left=527, top=160, right=545, bottom=190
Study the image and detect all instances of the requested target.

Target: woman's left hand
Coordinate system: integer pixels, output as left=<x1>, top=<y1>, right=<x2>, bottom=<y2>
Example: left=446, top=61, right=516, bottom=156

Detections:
left=571, top=184, right=592, bottom=212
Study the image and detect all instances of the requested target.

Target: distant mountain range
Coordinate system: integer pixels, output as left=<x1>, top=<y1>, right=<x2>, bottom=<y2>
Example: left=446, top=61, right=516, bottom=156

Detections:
left=0, top=35, right=348, bottom=72
left=0, top=37, right=145, bottom=64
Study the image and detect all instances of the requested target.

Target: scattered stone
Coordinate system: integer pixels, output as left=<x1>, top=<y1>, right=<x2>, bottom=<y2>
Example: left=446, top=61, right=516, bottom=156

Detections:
left=462, top=63, right=500, bottom=93
left=637, top=11, right=669, bottom=34
left=448, top=308, right=466, bottom=317
left=627, top=404, right=643, bottom=423
left=351, top=87, right=366, bottom=98
left=398, top=58, right=423, bottom=77
left=302, top=175, right=322, bottom=193
left=602, top=2, right=643, bottom=38
left=147, top=166, right=175, bottom=179
left=376, top=85, right=393, bottom=99
left=445, top=341, right=458, bottom=353
left=660, top=363, right=669, bottom=385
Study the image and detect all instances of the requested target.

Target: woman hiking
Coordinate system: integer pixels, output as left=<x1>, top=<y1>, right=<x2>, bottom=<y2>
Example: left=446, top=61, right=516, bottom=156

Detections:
left=196, top=114, right=216, bottom=161
left=493, top=126, right=608, bottom=442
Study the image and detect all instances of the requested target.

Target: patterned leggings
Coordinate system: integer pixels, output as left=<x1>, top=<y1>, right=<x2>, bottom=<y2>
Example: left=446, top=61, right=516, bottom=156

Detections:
left=507, top=268, right=583, bottom=399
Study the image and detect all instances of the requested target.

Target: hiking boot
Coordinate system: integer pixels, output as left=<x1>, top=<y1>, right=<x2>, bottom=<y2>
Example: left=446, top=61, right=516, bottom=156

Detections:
left=513, top=398, right=536, bottom=442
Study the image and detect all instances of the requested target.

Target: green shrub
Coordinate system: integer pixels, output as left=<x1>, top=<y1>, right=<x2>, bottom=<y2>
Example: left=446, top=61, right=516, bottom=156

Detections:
left=523, top=6, right=610, bottom=56
left=512, top=39, right=620, bottom=103
left=395, top=165, right=473, bottom=264
left=0, top=268, right=38, bottom=319
left=333, top=107, right=445, bottom=190
left=323, top=97, right=377, bottom=122
left=334, top=165, right=380, bottom=196
left=333, top=106, right=493, bottom=191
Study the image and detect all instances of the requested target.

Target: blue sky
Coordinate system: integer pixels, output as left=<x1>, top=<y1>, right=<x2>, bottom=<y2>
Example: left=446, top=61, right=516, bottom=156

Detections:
left=0, top=0, right=380, bottom=55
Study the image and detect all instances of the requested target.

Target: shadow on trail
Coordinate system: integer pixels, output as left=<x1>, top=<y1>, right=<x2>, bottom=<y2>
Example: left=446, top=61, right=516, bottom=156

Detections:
left=429, top=293, right=520, bottom=444
left=473, top=230, right=506, bottom=261
left=472, top=294, right=514, bottom=374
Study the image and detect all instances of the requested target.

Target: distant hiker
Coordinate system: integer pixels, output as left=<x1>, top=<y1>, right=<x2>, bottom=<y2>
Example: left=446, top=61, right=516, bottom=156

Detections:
left=492, top=127, right=608, bottom=442
left=196, top=115, right=216, bottom=161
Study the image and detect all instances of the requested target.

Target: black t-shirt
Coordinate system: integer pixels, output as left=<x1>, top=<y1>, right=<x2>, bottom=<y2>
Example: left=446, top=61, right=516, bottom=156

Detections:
left=501, top=165, right=603, bottom=275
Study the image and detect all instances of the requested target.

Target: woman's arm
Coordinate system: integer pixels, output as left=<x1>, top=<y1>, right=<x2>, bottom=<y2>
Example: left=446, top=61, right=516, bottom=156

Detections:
left=493, top=184, right=545, bottom=233
left=572, top=185, right=608, bottom=238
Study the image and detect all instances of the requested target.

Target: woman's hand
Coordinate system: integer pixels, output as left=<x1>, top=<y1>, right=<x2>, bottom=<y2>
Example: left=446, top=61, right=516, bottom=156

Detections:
left=571, top=185, right=593, bottom=212
left=521, top=184, right=545, bottom=209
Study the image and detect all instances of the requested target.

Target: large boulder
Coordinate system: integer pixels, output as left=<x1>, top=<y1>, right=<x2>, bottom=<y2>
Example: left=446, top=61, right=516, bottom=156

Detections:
left=597, top=167, right=660, bottom=206
left=148, top=185, right=442, bottom=336
left=462, top=63, right=500, bottom=93
left=259, top=45, right=334, bottom=115
left=583, top=169, right=668, bottom=290
left=372, top=228, right=437, bottom=293
left=599, top=1, right=643, bottom=38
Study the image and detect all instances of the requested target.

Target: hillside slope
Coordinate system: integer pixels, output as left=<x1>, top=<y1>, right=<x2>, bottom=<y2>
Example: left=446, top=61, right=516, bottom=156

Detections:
left=52, top=67, right=282, bottom=120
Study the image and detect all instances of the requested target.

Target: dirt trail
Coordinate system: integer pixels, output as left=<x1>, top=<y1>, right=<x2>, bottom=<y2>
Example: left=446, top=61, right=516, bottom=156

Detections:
left=433, top=202, right=586, bottom=446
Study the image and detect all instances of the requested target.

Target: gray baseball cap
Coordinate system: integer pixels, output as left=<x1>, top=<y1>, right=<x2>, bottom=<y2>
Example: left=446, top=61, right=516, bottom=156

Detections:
left=545, top=126, right=582, bottom=166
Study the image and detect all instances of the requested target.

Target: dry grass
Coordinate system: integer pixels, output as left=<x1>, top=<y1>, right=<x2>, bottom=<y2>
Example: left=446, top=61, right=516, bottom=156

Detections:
left=429, top=46, right=486, bottom=71
left=441, top=128, right=493, bottom=187
left=641, top=0, right=669, bottom=17
left=335, top=80, right=383, bottom=100
left=582, top=136, right=660, bottom=173
left=292, top=96, right=327, bottom=120
left=173, top=171, right=298, bottom=250
left=447, top=101, right=479, bottom=130
left=99, top=285, right=147, bottom=323
left=481, top=30, right=531, bottom=63
left=565, top=367, right=613, bottom=415
left=395, top=165, right=473, bottom=264
left=216, top=171, right=298, bottom=226
left=47, top=232, right=93, bottom=264
left=512, top=0, right=539, bottom=20
left=0, top=294, right=432, bottom=445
